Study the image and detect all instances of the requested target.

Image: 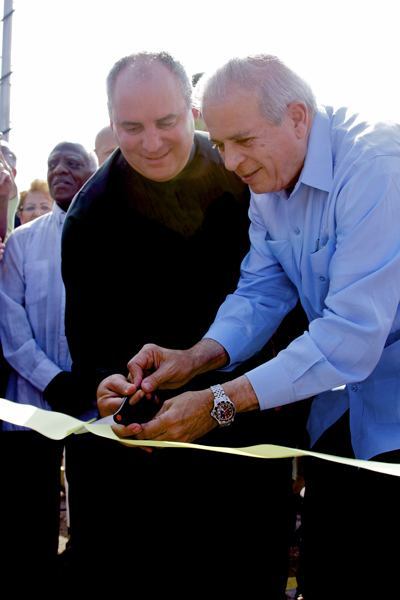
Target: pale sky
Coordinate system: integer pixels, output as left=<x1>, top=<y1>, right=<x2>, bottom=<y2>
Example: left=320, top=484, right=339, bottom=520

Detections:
left=4, top=0, right=400, bottom=191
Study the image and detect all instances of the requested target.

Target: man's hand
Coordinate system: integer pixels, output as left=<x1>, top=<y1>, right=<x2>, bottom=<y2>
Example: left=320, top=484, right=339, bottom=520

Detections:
left=127, top=339, right=229, bottom=394
left=113, top=375, right=259, bottom=443
left=0, top=167, right=16, bottom=200
left=97, top=374, right=137, bottom=417
left=118, top=389, right=217, bottom=443
left=0, top=145, right=17, bottom=201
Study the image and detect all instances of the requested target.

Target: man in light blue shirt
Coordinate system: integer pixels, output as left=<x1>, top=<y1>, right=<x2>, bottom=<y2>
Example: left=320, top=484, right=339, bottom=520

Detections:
left=104, top=56, right=400, bottom=598
left=0, top=141, right=96, bottom=581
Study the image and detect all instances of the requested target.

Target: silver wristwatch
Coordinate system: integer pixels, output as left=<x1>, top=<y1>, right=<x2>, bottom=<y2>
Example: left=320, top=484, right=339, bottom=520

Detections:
left=210, top=384, right=236, bottom=427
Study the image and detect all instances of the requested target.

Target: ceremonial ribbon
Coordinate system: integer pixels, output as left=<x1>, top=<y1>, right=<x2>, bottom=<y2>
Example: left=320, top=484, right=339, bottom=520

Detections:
left=1, top=397, right=399, bottom=477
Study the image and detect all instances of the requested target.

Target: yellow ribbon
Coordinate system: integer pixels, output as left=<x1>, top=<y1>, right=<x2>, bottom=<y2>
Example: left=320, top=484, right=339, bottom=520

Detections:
left=1, top=397, right=400, bottom=477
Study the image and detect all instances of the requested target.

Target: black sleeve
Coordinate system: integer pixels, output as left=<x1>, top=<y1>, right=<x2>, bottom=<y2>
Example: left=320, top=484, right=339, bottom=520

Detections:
left=43, top=371, right=95, bottom=417
left=61, top=198, right=104, bottom=403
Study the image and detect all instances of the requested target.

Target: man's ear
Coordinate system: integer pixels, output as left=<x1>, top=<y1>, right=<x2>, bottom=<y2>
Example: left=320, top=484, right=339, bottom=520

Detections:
left=288, top=102, right=309, bottom=139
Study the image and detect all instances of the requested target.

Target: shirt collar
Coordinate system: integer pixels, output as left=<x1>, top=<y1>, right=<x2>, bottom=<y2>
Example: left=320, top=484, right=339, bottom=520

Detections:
left=298, top=106, right=333, bottom=193
left=52, top=202, right=66, bottom=225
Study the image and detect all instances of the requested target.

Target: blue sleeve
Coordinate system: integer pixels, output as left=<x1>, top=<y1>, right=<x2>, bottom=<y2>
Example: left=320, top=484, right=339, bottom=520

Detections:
left=207, top=156, right=400, bottom=410
left=205, top=198, right=299, bottom=366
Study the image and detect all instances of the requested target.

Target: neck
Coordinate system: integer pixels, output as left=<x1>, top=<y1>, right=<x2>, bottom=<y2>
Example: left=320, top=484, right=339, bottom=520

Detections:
left=55, top=199, right=72, bottom=212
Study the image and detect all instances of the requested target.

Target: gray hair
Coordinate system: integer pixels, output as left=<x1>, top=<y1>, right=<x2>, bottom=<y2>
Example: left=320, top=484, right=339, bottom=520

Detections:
left=201, top=55, right=317, bottom=124
left=106, top=51, right=193, bottom=112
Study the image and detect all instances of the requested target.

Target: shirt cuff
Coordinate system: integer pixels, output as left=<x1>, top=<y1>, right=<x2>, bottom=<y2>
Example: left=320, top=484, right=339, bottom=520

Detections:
left=30, top=361, right=62, bottom=392
left=203, top=323, right=251, bottom=371
left=246, top=356, right=296, bottom=410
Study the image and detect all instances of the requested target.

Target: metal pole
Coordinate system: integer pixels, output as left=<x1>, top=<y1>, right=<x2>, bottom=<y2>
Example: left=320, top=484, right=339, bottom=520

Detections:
left=0, top=0, right=14, bottom=140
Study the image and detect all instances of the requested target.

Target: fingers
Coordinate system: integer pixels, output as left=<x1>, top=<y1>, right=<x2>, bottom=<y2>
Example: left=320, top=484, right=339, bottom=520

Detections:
left=97, top=373, right=136, bottom=398
left=127, top=344, right=163, bottom=391
left=100, top=397, right=126, bottom=416
left=126, top=414, right=166, bottom=439
left=97, top=373, right=137, bottom=417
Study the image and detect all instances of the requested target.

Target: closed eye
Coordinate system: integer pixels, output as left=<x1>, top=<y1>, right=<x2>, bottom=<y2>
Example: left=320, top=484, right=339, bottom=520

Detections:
left=237, top=137, right=255, bottom=147
left=124, top=125, right=142, bottom=134
left=157, top=118, right=177, bottom=129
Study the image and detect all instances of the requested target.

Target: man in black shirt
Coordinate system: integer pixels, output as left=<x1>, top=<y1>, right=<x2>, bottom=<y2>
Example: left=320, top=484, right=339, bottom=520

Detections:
left=62, top=52, right=308, bottom=597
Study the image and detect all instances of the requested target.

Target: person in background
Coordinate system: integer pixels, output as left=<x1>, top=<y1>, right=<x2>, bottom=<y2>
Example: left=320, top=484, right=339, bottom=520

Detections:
left=121, top=54, right=400, bottom=600
left=0, top=139, right=17, bottom=254
left=192, top=71, right=207, bottom=130
left=62, top=51, right=309, bottom=598
left=17, top=179, right=53, bottom=225
left=0, top=142, right=96, bottom=585
left=93, top=124, right=118, bottom=166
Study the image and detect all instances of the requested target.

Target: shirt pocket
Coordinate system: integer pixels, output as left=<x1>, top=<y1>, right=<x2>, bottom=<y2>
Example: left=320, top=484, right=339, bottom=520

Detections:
left=303, top=239, right=335, bottom=313
left=24, top=259, right=49, bottom=305
left=265, top=236, right=299, bottom=289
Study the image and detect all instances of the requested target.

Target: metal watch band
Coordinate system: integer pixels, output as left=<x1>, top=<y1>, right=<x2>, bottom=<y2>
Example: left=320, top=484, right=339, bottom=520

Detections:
left=210, top=384, right=227, bottom=399
left=210, top=384, right=236, bottom=427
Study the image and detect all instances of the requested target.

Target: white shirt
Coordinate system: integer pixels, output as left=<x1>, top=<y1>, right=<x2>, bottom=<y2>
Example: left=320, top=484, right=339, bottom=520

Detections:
left=0, top=204, right=71, bottom=430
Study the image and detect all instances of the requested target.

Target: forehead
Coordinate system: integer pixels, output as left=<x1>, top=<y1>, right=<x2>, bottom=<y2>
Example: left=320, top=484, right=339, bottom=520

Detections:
left=111, top=63, right=186, bottom=122
left=96, top=129, right=115, bottom=148
left=24, top=191, right=51, bottom=203
left=203, top=87, right=264, bottom=138
left=48, top=145, right=87, bottom=163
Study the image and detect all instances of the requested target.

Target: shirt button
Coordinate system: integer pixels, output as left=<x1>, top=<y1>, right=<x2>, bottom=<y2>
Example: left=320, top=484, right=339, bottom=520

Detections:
left=350, top=384, right=359, bottom=392
left=294, top=227, right=301, bottom=235
left=319, top=275, right=326, bottom=282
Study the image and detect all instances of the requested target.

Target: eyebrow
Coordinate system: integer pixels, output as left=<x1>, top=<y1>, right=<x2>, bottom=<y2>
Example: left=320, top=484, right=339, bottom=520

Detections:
left=119, top=113, right=179, bottom=128
left=48, top=153, right=85, bottom=162
left=211, top=130, right=254, bottom=144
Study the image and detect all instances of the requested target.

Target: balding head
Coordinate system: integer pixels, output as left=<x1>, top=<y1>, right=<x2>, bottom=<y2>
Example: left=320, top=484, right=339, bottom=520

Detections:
left=47, top=142, right=97, bottom=211
left=106, top=51, right=192, bottom=115
left=94, top=126, right=118, bottom=166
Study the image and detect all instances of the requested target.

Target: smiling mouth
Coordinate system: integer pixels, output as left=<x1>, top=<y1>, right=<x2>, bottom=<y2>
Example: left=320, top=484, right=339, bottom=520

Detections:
left=143, top=150, right=170, bottom=161
left=239, top=168, right=261, bottom=182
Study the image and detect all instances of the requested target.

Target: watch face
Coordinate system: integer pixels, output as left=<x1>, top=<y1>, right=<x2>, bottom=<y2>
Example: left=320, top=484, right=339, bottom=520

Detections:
left=214, top=399, right=235, bottom=424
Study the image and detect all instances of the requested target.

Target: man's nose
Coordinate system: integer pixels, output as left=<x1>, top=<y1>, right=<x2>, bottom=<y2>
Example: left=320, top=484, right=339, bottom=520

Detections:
left=223, top=144, right=244, bottom=172
left=52, top=160, right=69, bottom=174
left=141, top=128, right=163, bottom=153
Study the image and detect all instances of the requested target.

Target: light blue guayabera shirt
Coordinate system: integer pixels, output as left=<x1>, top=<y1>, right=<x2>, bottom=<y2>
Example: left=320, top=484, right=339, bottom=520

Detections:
left=206, top=106, right=400, bottom=459
left=0, top=204, right=95, bottom=431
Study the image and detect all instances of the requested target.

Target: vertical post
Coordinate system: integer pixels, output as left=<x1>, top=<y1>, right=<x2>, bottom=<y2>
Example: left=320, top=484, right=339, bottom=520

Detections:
left=0, top=0, right=14, bottom=140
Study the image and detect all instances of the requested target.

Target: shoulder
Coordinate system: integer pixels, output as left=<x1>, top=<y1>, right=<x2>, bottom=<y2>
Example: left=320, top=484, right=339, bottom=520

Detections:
left=326, top=106, right=400, bottom=167
left=66, top=149, right=124, bottom=224
left=7, top=210, right=54, bottom=242
left=3, top=212, right=56, bottom=263
left=192, top=131, right=249, bottom=199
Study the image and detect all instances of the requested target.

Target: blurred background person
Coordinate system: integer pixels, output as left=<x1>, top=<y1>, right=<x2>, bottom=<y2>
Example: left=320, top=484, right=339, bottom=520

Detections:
left=0, top=141, right=96, bottom=586
left=17, top=179, right=53, bottom=225
left=0, top=139, right=18, bottom=238
left=192, top=71, right=207, bottom=131
left=94, top=124, right=117, bottom=166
